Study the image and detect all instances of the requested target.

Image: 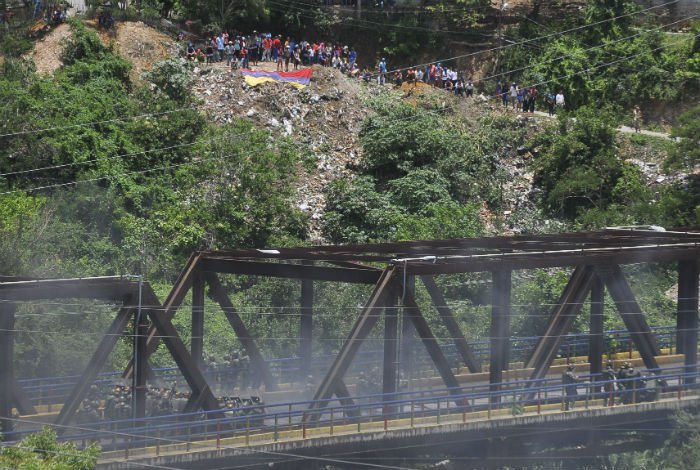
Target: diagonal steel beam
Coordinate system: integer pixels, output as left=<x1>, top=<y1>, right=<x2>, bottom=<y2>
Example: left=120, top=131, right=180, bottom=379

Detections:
left=123, top=252, right=202, bottom=379
left=421, top=275, right=480, bottom=373
left=205, top=272, right=276, bottom=392
left=598, top=265, right=661, bottom=372
left=308, top=267, right=397, bottom=414
left=56, top=306, right=133, bottom=428
left=140, top=287, right=221, bottom=414
left=402, top=291, right=462, bottom=401
left=334, top=379, right=359, bottom=417
left=525, top=266, right=595, bottom=384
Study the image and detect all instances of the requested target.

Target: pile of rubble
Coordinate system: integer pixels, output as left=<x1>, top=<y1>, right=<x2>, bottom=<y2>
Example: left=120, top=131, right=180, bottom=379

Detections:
left=192, top=64, right=368, bottom=241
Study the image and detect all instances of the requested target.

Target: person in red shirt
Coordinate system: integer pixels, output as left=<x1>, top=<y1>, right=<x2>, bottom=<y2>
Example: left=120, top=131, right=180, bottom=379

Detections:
left=272, top=36, right=282, bottom=62
left=263, top=37, right=272, bottom=62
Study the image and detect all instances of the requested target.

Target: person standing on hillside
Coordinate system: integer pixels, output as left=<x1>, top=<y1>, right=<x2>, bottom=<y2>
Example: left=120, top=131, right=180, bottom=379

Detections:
left=555, top=90, right=565, bottom=112
left=216, top=33, right=225, bottom=62
left=262, top=35, right=272, bottom=61
left=378, top=58, right=387, bottom=85
left=633, top=105, right=643, bottom=133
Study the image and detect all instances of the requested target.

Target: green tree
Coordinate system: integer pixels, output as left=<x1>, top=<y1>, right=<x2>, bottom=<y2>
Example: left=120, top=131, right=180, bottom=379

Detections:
left=0, top=428, right=99, bottom=469
left=533, top=107, right=651, bottom=223
left=667, top=105, right=700, bottom=170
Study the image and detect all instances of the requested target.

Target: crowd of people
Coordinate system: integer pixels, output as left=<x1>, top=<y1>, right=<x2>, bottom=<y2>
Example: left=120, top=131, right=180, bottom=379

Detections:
left=561, top=361, right=664, bottom=411
left=76, top=383, right=265, bottom=423
left=185, top=30, right=360, bottom=74
left=180, top=29, right=577, bottom=117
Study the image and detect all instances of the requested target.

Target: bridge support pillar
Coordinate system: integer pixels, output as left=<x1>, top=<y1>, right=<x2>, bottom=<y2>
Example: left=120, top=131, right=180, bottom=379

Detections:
left=589, top=275, right=605, bottom=378
left=490, top=270, right=511, bottom=402
left=300, top=267, right=314, bottom=379
left=191, top=271, right=205, bottom=371
left=0, top=303, right=16, bottom=435
left=383, top=293, right=398, bottom=414
left=677, top=260, right=699, bottom=383
left=400, top=276, right=415, bottom=386
left=134, top=306, right=149, bottom=419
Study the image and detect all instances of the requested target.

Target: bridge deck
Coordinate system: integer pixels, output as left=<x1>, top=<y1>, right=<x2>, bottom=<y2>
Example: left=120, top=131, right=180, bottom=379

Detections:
left=97, top=391, right=700, bottom=469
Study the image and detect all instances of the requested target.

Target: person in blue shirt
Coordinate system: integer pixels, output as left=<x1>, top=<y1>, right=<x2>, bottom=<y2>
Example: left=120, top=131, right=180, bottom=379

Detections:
left=378, top=58, right=387, bottom=85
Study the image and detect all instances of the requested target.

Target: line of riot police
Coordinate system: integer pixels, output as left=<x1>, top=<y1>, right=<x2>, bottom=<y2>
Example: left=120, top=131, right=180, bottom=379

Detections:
left=76, top=382, right=265, bottom=427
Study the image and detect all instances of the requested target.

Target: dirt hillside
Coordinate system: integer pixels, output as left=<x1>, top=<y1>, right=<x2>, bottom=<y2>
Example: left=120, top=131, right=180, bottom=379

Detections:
left=26, top=20, right=176, bottom=80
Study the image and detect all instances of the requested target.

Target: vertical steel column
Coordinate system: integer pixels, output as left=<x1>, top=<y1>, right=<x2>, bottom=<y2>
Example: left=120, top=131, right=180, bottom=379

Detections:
left=0, top=303, right=16, bottom=435
left=400, top=275, right=415, bottom=384
left=490, top=270, right=511, bottom=402
left=191, top=271, right=205, bottom=371
left=678, top=260, right=699, bottom=383
left=300, top=266, right=314, bottom=378
left=134, top=309, right=148, bottom=419
left=383, top=293, right=398, bottom=412
left=589, top=275, right=605, bottom=378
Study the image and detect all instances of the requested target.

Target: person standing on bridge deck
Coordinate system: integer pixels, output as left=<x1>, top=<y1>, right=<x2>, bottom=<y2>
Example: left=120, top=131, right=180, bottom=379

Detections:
left=602, top=362, right=617, bottom=406
left=562, top=364, right=580, bottom=410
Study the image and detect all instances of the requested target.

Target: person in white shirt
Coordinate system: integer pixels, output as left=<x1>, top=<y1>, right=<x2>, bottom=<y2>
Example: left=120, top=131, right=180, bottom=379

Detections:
left=555, top=90, right=565, bottom=109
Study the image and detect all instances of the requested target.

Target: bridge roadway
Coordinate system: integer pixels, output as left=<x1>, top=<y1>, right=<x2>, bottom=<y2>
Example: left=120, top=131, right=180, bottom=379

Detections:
left=12, top=347, right=685, bottom=433
left=83, top=368, right=700, bottom=469
left=13, top=325, right=681, bottom=416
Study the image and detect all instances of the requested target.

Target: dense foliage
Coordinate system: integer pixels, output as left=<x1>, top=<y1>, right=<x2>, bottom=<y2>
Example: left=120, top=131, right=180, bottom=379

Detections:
left=0, top=428, right=99, bottom=469
left=497, top=1, right=700, bottom=112
left=322, top=97, right=529, bottom=242
left=0, top=20, right=305, bottom=280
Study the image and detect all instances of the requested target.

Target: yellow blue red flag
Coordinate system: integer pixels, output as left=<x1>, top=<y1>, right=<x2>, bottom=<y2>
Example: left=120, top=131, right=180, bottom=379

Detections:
left=241, top=68, right=313, bottom=89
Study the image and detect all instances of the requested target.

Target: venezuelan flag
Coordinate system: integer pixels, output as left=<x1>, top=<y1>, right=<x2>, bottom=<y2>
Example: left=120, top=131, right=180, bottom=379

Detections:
left=241, top=68, right=313, bottom=89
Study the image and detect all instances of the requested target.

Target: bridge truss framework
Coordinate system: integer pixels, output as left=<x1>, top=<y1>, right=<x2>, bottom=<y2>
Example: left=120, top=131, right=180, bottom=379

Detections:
left=1, top=229, right=699, bottom=433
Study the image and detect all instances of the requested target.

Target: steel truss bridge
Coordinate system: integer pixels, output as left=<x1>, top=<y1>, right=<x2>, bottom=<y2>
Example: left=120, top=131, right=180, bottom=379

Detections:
left=2, top=229, right=700, bottom=469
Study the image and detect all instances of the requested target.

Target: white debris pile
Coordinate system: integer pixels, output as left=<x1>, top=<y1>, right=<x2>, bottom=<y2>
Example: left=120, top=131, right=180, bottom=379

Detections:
left=191, top=65, right=367, bottom=242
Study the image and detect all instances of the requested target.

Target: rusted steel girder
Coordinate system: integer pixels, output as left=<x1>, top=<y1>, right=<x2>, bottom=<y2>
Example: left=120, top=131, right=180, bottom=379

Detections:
left=490, top=270, right=512, bottom=402
left=205, top=272, right=277, bottom=392
left=526, top=266, right=596, bottom=385
left=123, top=252, right=202, bottom=379
left=421, top=275, right=480, bottom=374
left=0, top=303, right=16, bottom=434
left=589, top=275, right=605, bottom=378
left=56, top=306, right=134, bottom=428
left=308, top=267, right=397, bottom=415
left=598, top=265, right=661, bottom=372
left=199, top=258, right=381, bottom=284
left=402, top=291, right=463, bottom=402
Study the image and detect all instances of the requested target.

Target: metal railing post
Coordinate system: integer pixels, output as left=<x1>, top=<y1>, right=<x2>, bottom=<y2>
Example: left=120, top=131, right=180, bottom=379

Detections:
left=274, top=414, right=279, bottom=441
left=437, top=399, right=441, bottom=424
left=246, top=418, right=250, bottom=445
left=410, top=401, right=414, bottom=428
left=330, top=408, right=334, bottom=436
